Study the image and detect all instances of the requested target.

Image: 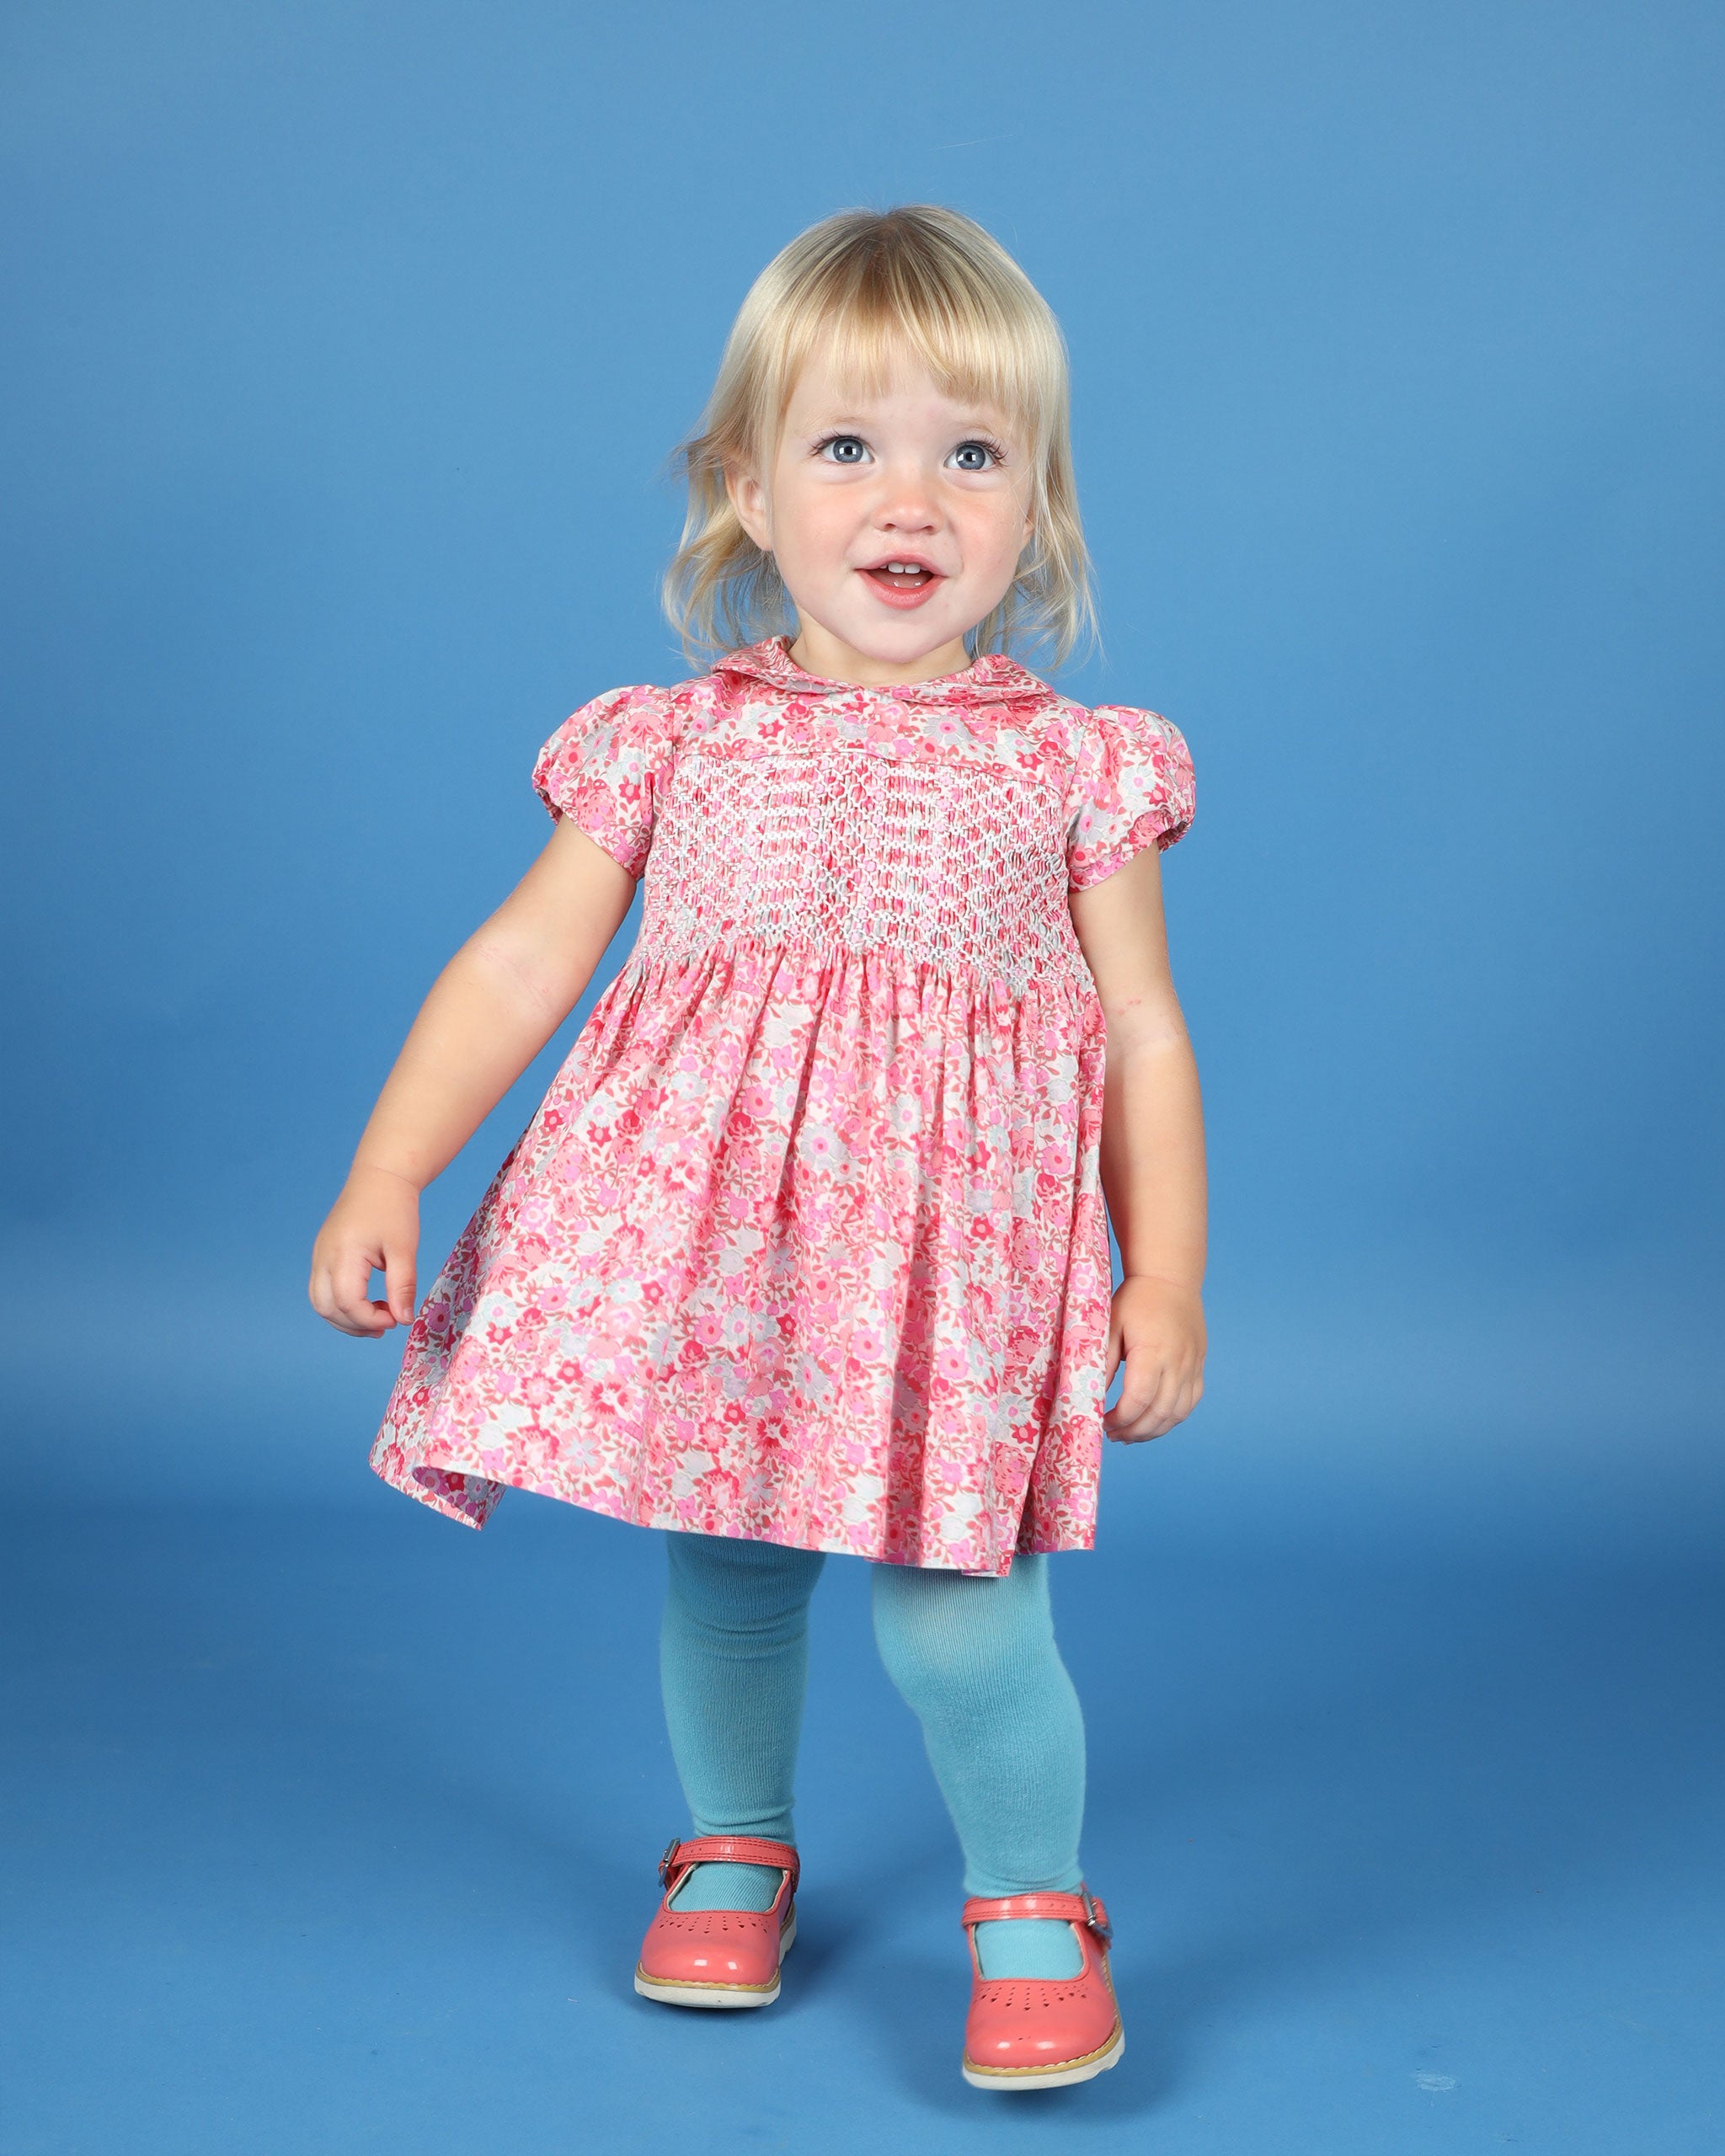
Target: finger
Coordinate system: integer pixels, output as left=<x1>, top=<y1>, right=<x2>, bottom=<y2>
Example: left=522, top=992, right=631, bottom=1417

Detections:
left=1103, top=1345, right=1156, bottom=1431
left=1104, top=1348, right=1164, bottom=1435
left=1135, top=1369, right=1181, bottom=1440
left=332, top=1294, right=391, bottom=1337
left=312, top=1281, right=384, bottom=1337
left=382, top=1244, right=417, bottom=1328
left=1113, top=1354, right=1196, bottom=1442
left=331, top=1248, right=393, bottom=1335
left=1142, top=1368, right=1204, bottom=1439
left=309, top=1252, right=388, bottom=1337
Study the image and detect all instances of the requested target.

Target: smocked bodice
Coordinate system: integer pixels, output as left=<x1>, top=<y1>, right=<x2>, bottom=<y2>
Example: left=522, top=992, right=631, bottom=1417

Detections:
left=531, top=638, right=1194, bottom=1005
left=635, top=707, right=1091, bottom=1001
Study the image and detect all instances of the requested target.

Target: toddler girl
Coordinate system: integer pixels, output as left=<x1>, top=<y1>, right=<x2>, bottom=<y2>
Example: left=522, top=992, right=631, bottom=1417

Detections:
left=309, top=204, right=1206, bottom=2092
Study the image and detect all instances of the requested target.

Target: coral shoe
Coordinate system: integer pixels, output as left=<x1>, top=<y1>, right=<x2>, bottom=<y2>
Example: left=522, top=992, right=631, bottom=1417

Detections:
left=959, top=1887, right=1124, bottom=2090
left=633, top=1836, right=799, bottom=2009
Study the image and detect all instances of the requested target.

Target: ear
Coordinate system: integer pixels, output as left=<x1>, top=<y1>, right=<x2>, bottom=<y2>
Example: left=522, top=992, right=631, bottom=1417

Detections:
left=726, top=465, right=772, bottom=553
left=1017, top=503, right=1038, bottom=566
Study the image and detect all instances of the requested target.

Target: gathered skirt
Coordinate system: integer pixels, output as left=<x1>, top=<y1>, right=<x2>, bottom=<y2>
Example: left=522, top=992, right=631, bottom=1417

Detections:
left=368, top=933, right=1114, bottom=1577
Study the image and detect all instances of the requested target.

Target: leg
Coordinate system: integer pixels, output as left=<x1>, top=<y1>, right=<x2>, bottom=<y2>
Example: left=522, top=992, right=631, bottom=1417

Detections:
left=660, top=1529, right=825, bottom=1911
left=871, top=1554, right=1088, bottom=1977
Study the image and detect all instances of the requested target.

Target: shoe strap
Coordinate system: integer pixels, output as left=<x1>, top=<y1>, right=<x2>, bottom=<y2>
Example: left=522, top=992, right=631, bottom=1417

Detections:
left=658, top=1835, right=800, bottom=1895
left=960, top=1887, right=1112, bottom=1945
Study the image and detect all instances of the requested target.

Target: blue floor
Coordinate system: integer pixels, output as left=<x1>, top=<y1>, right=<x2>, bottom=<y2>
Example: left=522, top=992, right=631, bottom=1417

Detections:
left=5, top=1446, right=1721, bottom=2154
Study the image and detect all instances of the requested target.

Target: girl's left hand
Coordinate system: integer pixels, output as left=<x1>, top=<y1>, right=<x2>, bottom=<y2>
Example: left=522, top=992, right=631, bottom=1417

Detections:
left=1103, top=1275, right=1206, bottom=1443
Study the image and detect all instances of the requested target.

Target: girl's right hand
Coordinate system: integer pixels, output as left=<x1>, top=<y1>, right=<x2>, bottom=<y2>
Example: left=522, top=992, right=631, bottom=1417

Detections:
left=308, top=1165, right=421, bottom=1337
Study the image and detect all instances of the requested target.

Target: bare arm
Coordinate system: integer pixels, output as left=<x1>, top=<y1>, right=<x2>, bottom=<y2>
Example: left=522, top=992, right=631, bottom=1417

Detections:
left=308, top=817, right=638, bottom=1337
left=1069, top=842, right=1208, bottom=1441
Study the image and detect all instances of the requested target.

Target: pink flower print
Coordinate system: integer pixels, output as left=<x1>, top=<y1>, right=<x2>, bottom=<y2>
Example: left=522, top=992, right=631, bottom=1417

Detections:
left=740, top=1464, right=778, bottom=1510
left=848, top=1326, right=884, bottom=1366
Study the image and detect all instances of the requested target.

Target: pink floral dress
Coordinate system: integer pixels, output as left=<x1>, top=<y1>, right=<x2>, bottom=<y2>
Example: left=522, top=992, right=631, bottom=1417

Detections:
left=369, top=636, right=1194, bottom=1575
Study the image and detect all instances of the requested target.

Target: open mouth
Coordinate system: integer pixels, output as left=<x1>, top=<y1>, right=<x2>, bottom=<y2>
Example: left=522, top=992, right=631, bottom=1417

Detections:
left=861, top=559, right=942, bottom=606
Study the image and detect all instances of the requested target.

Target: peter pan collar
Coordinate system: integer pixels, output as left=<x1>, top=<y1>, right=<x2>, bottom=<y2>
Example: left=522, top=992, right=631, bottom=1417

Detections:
left=715, top=635, right=1050, bottom=707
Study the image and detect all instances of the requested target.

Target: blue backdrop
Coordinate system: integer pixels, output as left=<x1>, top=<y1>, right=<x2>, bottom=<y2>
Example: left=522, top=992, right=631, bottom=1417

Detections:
left=3, top=5, right=1720, bottom=2152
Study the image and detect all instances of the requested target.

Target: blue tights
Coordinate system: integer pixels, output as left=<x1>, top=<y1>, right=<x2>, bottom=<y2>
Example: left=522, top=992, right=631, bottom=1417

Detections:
left=659, top=1532, right=1088, bottom=1979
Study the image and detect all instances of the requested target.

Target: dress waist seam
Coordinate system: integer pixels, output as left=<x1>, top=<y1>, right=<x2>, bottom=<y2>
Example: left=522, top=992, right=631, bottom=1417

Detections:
left=621, top=928, right=1097, bottom=1004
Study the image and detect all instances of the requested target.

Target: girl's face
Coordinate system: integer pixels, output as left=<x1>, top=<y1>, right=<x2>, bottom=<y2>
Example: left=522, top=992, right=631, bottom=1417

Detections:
left=728, top=338, right=1035, bottom=686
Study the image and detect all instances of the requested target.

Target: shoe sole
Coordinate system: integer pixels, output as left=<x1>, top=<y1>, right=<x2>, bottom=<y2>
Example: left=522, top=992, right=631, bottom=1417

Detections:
left=633, top=1909, right=797, bottom=2010
left=962, top=2023, right=1125, bottom=2092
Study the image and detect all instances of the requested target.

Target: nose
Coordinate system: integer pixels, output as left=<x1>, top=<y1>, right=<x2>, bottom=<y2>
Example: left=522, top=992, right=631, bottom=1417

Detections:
left=872, top=456, right=942, bottom=533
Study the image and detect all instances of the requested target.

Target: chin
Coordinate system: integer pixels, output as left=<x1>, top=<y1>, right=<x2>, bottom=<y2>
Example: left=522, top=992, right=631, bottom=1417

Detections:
left=838, top=612, right=965, bottom=663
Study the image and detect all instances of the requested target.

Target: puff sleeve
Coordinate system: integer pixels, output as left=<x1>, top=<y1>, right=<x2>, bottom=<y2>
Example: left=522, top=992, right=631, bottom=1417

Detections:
left=1065, top=703, right=1195, bottom=890
left=531, top=684, right=679, bottom=879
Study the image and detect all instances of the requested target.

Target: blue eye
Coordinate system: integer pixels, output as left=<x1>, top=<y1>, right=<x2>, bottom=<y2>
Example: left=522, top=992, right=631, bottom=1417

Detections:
left=820, top=435, right=868, bottom=463
left=949, top=440, right=996, bottom=472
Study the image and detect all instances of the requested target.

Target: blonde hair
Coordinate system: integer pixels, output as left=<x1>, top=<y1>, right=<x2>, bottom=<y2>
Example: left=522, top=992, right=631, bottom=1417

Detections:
left=664, top=205, right=1096, bottom=668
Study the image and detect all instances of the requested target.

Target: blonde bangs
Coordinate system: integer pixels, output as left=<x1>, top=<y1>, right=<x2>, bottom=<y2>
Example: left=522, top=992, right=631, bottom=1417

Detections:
left=665, top=205, right=1095, bottom=670
left=766, top=232, right=1060, bottom=451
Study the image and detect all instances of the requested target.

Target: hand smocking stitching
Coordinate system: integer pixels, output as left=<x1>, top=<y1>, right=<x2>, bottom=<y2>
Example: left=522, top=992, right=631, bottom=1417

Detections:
left=638, top=745, right=1089, bottom=1001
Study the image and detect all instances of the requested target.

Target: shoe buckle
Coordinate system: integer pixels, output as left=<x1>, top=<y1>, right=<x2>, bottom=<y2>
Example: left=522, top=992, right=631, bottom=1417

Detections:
left=1081, top=1886, right=1112, bottom=1945
left=657, top=1837, right=681, bottom=1886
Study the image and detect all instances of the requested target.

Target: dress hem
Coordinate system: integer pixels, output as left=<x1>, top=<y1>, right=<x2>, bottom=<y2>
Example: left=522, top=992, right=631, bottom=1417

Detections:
left=368, top=1438, right=1097, bottom=1577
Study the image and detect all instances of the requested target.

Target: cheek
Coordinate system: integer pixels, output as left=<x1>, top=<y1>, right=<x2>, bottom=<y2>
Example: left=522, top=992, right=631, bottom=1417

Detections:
left=964, top=499, right=1033, bottom=587
left=767, top=479, right=852, bottom=575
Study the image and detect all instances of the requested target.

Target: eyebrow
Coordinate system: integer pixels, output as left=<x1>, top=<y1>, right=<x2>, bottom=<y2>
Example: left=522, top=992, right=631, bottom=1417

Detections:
left=800, top=411, right=1009, bottom=433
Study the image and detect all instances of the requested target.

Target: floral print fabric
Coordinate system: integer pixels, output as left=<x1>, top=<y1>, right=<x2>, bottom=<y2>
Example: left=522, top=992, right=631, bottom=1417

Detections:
left=369, top=637, right=1194, bottom=1575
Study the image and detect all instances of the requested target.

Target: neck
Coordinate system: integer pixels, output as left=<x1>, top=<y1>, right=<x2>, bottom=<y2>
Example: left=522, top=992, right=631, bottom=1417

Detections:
left=787, top=618, right=972, bottom=687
